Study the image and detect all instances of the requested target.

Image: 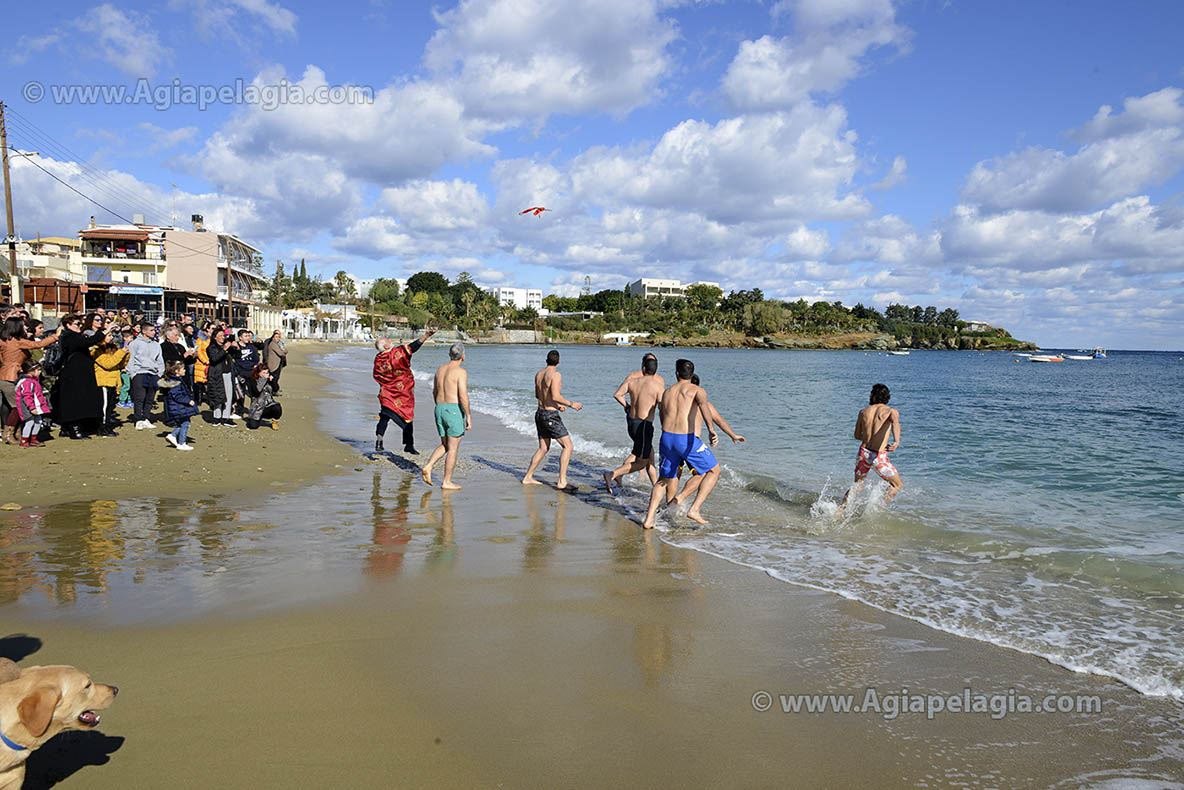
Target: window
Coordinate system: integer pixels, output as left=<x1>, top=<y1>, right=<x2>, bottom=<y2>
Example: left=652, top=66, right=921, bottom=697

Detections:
left=143, top=271, right=156, bottom=285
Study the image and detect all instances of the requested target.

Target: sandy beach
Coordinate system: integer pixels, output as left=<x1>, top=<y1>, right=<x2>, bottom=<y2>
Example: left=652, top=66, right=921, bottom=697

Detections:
left=2, top=344, right=1180, bottom=788
left=0, top=343, right=357, bottom=510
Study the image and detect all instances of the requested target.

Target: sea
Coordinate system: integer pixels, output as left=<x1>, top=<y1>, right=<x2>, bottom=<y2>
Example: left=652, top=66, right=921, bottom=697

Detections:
left=336, top=343, right=1182, bottom=702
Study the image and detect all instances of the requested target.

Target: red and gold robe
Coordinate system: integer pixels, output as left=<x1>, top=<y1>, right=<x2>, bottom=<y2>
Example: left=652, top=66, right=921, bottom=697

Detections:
left=373, top=345, right=415, bottom=422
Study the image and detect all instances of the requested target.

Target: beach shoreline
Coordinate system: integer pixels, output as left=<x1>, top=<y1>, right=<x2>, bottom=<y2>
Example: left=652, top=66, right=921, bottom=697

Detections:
left=2, top=343, right=1179, bottom=788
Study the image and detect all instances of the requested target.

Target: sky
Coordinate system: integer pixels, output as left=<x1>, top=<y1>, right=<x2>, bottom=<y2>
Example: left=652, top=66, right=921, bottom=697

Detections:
left=3, top=0, right=1183, bottom=349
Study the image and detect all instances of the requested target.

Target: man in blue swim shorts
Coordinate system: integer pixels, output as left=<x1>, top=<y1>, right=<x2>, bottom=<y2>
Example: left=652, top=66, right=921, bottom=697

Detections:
left=643, top=358, right=734, bottom=528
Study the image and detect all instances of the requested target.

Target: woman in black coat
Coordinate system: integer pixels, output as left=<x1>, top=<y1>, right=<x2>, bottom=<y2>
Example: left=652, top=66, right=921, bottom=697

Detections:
left=204, top=328, right=233, bottom=425
left=52, top=314, right=112, bottom=439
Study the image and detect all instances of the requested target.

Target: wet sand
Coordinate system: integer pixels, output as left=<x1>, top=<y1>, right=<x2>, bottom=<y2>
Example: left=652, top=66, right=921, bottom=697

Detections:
left=3, top=346, right=1180, bottom=788
left=0, top=343, right=357, bottom=510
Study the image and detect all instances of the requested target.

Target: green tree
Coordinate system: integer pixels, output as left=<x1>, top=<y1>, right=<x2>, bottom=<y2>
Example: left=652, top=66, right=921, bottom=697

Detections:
left=267, top=260, right=290, bottom=307
left=685, top=283, right=723, bottom=312
left=369, top=278, right=402, bottom=304
left=937, top=307, right=960, bottom=327
left=911, top=305, right=925, bottom=324
left=406, top=271, right=451, bottom=294
left=923, top=306, right=937, bottom=325
left=334, top=271, right=357, bottom=302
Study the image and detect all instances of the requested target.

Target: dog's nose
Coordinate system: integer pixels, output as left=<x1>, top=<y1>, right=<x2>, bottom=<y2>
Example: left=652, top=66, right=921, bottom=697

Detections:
left=109, top=685, right=119, bottom=696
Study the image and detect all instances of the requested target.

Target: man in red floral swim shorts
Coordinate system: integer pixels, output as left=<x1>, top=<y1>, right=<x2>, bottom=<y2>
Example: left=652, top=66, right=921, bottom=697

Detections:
left=836, top=383, right=903, bottom=518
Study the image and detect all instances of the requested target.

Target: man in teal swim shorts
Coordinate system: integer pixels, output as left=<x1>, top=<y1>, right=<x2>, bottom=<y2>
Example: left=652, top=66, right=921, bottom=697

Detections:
left=421, top=343, right=471, bottom=490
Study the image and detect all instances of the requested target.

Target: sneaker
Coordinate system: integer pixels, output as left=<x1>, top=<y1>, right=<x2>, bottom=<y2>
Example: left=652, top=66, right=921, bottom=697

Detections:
left=228, top=413, right=242, bottom=420
left=142, top=421, right=156, bottom=429
left=135, top=420, right=146, bottom=430
left=374, top=438, right=384, bottom=452
left=176, top=443, right=194, bottom=451
left=166, top=434, right=179, bottom=448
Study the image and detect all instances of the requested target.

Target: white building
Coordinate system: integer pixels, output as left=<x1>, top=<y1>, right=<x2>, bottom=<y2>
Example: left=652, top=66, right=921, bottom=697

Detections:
left=282, top=303, right=368, bottom=340
left=626, top=278, right=722, bottom=298
left=345, top=273, right=375, bottom=298
left=488, top=286, right=543, bottom=311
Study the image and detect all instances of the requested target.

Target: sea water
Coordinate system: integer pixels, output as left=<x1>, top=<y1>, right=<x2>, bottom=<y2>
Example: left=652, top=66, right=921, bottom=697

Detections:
left=320, top=343, right=1183, bottom=700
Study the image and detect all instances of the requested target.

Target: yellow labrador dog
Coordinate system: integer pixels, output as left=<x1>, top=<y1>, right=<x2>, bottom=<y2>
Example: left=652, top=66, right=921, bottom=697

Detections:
left=0, top=657, right=117, bottom=790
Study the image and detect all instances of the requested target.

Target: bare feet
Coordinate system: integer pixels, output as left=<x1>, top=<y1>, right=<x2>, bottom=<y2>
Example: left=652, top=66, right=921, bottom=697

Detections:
left=557, top=479, right=575, bottom=491
left=602, top=471, right=614, bottom=494
left=641, top=518, right=655, bottom=529
left=441, top=481, right=462, bottom=490
left=421, top=467, right=432, bottom=486
left=522, top=477, right=542, bottom=486
left=685, top=509, right=709, bottom=526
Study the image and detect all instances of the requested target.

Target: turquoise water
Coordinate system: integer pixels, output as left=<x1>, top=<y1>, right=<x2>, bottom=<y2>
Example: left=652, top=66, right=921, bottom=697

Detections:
left=341, top=344, right=1184, bottom=700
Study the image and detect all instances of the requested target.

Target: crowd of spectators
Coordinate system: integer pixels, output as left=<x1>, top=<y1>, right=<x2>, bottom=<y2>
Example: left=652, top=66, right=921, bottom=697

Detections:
left=0, top=303, right=288, bottom=449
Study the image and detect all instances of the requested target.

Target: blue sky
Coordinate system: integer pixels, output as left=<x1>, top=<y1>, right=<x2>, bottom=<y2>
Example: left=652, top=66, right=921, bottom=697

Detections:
left=3, top=0, right=1183, bottom=348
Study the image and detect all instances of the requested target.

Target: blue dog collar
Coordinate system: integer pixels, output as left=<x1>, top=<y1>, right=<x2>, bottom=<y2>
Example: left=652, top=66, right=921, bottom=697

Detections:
left=0, top=721, right=28, bottom=751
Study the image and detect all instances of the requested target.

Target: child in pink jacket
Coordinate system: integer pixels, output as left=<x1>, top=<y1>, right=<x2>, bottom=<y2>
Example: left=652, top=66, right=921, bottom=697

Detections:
left=15, top=359, right=50, bottom=448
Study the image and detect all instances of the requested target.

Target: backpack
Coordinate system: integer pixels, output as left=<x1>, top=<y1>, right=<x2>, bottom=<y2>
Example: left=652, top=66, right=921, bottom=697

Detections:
left=40, top=341, right=64, bottom=377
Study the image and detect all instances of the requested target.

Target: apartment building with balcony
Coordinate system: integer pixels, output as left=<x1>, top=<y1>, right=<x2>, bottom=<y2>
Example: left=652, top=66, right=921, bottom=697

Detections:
left=626, top=278, right=722, bottom=299
left=66, top=214, right=279, bottom=330
left=15, top=236, right=85, bottom=317
left=488, top=286, right=543, bottom=311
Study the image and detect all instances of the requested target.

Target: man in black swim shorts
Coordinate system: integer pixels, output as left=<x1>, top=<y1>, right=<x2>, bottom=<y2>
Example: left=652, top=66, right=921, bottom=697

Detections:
left=522, top=350, right=583, bottom=489
left=603, top=353, right=664, bottom=493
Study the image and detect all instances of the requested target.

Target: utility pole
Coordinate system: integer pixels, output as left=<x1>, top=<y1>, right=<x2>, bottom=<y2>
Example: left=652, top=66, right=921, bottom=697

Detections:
left=0, top=101, right=18, bottom=294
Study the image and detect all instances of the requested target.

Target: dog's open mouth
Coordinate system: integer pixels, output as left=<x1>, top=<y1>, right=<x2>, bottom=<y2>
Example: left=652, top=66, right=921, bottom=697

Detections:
left=77, top=710, right=101, bottom=727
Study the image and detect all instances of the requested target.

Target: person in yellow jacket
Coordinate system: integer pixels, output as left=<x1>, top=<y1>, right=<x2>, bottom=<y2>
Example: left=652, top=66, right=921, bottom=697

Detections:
left=92, top=339, right=130, bottom=434
left=193, top=332, right=211, bottom=405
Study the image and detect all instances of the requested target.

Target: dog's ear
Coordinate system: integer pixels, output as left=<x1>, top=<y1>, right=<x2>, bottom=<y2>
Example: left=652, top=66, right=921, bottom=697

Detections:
left=17, top=685, right=61, bottom=737
left=0, top=658, right=19, bottom=684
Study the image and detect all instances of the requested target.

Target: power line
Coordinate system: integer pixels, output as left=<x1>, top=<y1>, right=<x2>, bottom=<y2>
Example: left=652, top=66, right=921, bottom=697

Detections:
left=4, top=107, right=173, bottom=220
left=4, top=108, right=173, bottom=224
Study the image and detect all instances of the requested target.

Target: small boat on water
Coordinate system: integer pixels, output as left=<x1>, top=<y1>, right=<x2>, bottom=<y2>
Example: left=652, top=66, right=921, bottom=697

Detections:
left=887, top=350, right=910, bottom=356
left=1015, top=352, right=1032, bottom=357
left=1094, top=347, right=1107, bottom=358
left=1065, top=354, right=1093, bottom=360
left=1030, top=355, right=1065, bottom=363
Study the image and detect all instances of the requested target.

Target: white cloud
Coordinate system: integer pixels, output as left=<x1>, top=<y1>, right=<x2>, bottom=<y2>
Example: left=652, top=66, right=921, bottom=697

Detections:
left=963, top=87, right=1184, bottom=214
left=1070, top=87, right=1184, bottom=143
left=565, top=104, right=871, bottom=223
left=9, top=33, right=62, bottom=66
left=424, top=0, right=676, bottom=120
left=723, top=0, right=909, bottom=111
left=378, top=179, right=489, bottom=233
left=177, top=0, right=298, bottom=39
left=138, top=123, right=199, bottom=154
left=74, top=4, right=169, bottom=77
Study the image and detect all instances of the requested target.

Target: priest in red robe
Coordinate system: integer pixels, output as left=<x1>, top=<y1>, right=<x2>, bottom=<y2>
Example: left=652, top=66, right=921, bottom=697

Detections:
left=373, top=328, right=435, bottom=454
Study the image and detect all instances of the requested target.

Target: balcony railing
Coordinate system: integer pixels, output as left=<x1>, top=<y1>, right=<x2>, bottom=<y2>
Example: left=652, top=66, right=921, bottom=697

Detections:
left=216, top=285, right=253, bottom=300
left=80, top=250, right=163, bottom=261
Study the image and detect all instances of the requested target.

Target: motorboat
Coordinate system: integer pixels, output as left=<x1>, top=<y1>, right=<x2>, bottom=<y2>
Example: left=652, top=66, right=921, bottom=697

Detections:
left=1065, top=354, right=1093, bottom=360
left=1093, top=347, right=1107, bottom=358
left=1030, top=355, right=1065, bottom=363
left=887, top=350, right=910, bottom=356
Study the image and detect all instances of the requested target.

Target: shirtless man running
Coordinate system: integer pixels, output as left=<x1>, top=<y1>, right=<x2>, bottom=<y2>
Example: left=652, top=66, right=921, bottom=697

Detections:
left=671, top=373, right=744, bottom=509
left=835, top=383, right=903, bottom=517
left=641, top=359, right=726, bottom=528
left=421, top=343, right=471, bottom=490
left=522, top=349, right=583, bottom=489
left=603, top=353, right=665, bottom=492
